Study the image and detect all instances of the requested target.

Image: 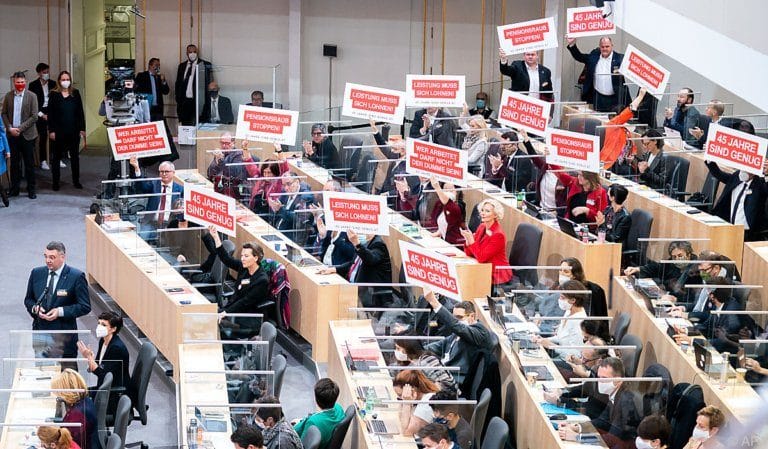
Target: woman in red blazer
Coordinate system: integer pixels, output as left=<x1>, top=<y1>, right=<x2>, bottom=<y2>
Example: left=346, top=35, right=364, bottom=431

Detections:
left=460, top=199, right=513, bottom=288
left=429, top=177, right=465, bottom=245
left=555, top=170, right=608, bottom=225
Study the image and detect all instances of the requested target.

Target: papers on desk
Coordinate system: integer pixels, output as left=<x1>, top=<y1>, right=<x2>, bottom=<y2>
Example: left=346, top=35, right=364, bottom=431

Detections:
left=101, top=220, right=136, bottom=233
left=505, top=321, right=539, bottom=333
left=660, top=317, right=694, bottom=329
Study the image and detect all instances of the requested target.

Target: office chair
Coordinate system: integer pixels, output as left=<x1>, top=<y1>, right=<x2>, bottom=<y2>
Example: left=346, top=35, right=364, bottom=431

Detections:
left=260, top=321, right=277, bottom=363
left=665, top=156, right=690, bottom=201
left=610, top=312, right=631, bottom=345
left=190, top=239, right=235, bottom=303
left=480, top=417, right=509, bottom=449
left=111, top=395, right=132, bottom=449
left=272, top=354, right=287, bottom=398
left=567, top=116, right=603, bottom=137
left=640, top=364, right=673, bottom=417
left=507, top=223, right=543, bottom=287
left=301, top=425, right=322, bottom=449
left=325, top=405, right=356, bottom=449
left=622, top=208, right=653, bottom=267
left=354, top=153, right=376, bottom=194
left=117, top=341, right=157, bottom=449
left=469, top=388, right=491, bottom=449
left=684, top=172, right=719, bottom=213
left=339, top=135, right=363, bottom=181
left=95, top=372, right=114, bottom=449
left=106, top=433, right=123, bottom=449
left=667, top=383, right=705, bottom=449
left=618, top=333, right=643, bottom=377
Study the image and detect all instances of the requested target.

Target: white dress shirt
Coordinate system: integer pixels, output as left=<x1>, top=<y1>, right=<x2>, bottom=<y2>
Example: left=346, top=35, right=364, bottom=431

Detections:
left=184, top=61, right=198, bottom=99
left=210, top=97, right=220, bottom=123
left=158, top=183, right=174, bottom=223
left=730, top=179, right=751, bottom=229
left=594, top=53, right=614, bottom=96
left=12, top=90, right=24, bottom=127
left=526, top=64, right=540, bottom=100
left=539, top=171, right=558, bottom=210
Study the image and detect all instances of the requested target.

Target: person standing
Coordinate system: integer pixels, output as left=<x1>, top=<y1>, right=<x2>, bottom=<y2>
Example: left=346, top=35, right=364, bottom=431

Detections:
left=566, top=37, right=627, bottom=112
left=135, top=57, right=170, bottom=121
left=48, top=71, right=86, bottom=190
left=2, top=71, right=39, bottom=198
left=0, top=123, right=10, bottom=207
left=175, top=44, right=213, bottom=126
left=28, top=63, right=57, bottom=170
left=499, top=49, right=554, bottom=102
left=23, top=241, right=91, bottom=365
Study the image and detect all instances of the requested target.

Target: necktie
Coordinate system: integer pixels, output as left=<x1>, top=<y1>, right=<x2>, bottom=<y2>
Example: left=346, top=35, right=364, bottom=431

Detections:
left=158, top=185, right=168, bottom=226
left=184, top=63, right=192, bottom=82
left=150, top=74, right=157, bottom=106
left=45, top=271, right=56, bottom=309
left=348, top=256, right=362, bottom=282
left=730, top=182, right=748, bottom=223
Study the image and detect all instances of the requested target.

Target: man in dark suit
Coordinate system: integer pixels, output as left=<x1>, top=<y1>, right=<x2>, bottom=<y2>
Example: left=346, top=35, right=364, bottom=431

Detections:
left=690, top=100, right=725, bottom=149
left=499, top=49, right=554, bottom=102
left=135, top=57, right=170, bottom=121
left=486, top=132, right=535, bottom=193
left=638, top=129, right=669, bottom=191
left=424, top=290, right=494, bottom=386
left=28, top=63, right=57, bottom=169
left=320, top=229, right=393, bottom=307
left=705, top=160, right=767, bottom=241
left=175, top=44, right=213, bottom=125
left=268, top=173, right=313, bottom=239
left=129, top=158, right=184, bottom=235
left=24, top=241, right=91, bottom=366
left=409, top=107, right=457, bottom=148
left=566, top=36, right=628, bottom=112
left=200, top=81, right=235, bottom=124
left=2, top=72, right=39, bottom=198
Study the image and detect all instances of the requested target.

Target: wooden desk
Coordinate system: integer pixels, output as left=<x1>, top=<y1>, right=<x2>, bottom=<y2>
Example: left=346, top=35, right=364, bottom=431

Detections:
left=462, top=178, right=622, bottom=291
left=85, top=215, right=218, bottom=381
left=610, top=276, right=761, bottom=426
left=0, top=366, right=60, bottom=448
left=327, top=320, right=418, bottom=449
left=474, top=298, right=608, bottom=449
left=740, top=241, right=768, bottom=326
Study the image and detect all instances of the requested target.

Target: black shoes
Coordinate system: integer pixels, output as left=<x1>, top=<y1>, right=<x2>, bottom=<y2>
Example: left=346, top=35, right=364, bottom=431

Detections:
left=28, top=191, right=37, bottom=199
left=74, top=183, right=83, bottom=189
left=1, top=189, right=8, bottom=207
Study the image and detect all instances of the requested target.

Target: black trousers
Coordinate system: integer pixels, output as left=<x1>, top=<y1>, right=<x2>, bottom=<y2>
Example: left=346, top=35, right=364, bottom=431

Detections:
left=36, top=119, right=49, bottom=163
left=51, top=134, right=81, bottom=186
left=177, top=97, right=197, bottom=125
left=593, top=92, right=619, bottom=112
left=8, top=135, right=36, bottom=192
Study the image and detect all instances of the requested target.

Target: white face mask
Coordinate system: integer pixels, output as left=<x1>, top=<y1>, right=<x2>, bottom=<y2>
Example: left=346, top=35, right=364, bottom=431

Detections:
left=95, top=324, right=108, bottom=339
left=60, top=80, right=71, bottom=89
left=597, top=381, right=615, bottom=395
left=691, top=427, right=710, bottom=440
left=357, top=234, right=368, bottom=246
left=634, top=437, right=654, bottom=449
left=558, top=298, right=572, bottom=311
left=42, top=73, right=50, bottom=81
left=188, top=52, right=198, bottom=62
left=394, top=350, right=409, bottom=361
left=739, top=171, right=750, bottom=183
left=445, top=191, right=456, bottom=202
left=558, top=274, right=570, bottom=284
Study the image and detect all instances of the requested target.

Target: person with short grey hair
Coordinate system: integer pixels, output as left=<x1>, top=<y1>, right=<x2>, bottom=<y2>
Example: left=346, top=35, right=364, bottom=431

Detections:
left=302, top=123, right=339, bottom=169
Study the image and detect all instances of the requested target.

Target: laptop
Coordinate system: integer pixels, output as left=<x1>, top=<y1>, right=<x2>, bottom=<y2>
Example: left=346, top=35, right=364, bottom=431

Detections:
left=357, top=385, right=390, bottom=401
left=523, top=200, right=542, bottom=219
left=556, top=216, right=596, bottom=242
left=519, top=364, right=555, bottom=381
left=366, top=415, right=400, bottom=435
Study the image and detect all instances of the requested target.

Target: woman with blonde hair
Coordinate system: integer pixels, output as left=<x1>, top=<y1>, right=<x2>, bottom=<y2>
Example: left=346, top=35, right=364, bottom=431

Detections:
left=460, top=199, right=513, bottom=291
left=37, top=425, right=82, bottom=449
left=51, top=369, right=96, bottom=449
left=392, top=369, right=441, bottom=436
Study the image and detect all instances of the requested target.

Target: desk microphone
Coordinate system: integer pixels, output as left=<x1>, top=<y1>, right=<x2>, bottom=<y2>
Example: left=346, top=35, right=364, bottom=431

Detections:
left=33, top=285, right=50, bottom=323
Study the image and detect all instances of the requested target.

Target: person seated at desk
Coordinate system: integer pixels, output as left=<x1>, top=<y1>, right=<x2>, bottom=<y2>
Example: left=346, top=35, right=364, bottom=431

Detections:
left=667, top=251, right=728, bottom=321
left=394, top=338, right=457, bottom=395
left=458, top=108, right=492, bottom=176
left=459, top=199, right=512, bottom=292
left=428, top=177, right=465, bottom=246
left=393, top=369, right=442, bottom=437
left=663, top=88, right=701, bottom=147
left=294, top=378, right=345, bottom=449
left=317, top=229, right=393, bottom=307
left=673, top=277, right=744, bottom=351
left=469, top=91, right=493, bottom=119
left=51, top=369, right=97, bottom=449
left=546, top=337, right=610, bottom=418
left=230, top=424, right=265, bottom=449
left=130, top=158, right=184, bottom=231
left=596, top=184, right=631, bottom=249
left=555, top=169, right=608, bottom=226
left=532, top=280, right=589, bottom=359
left=485, top=130, right=535, bottom=194
left=418, top=422, right=460, bottom=449
left=314, top=218, right=356, bottom=266
left=637, top=129, right=669, bottom=191
left=200, top=81, right=234, bottom=124
left=246, top=155, right=289, bottom=215
left=558, top=357, right=641, bottom=449
left=682, top=405, right=726, bottom=449
left=704, top=159, right=768, bottom=242
left=561, top=336, right=610, bottom=380
left=369, top=120, right=418, bottom=199
left=37, top=425, right=82, bottom=449
left=429, top=391, right=472, bottom=448
left=410, top=106, right=457, bottom=148
left=625, top=240, right=698, bottom=304
left=396, top=175, right=438, bottom=230
left=267, top=172, right=313, bottom=239
left=253, top=396, right=303, bottom=449
left=520, top=129, right=566, bottom=213
left=76, top=311, right=130, bottom=417
left=208, top=132, right=250, bottom=200
left=559, top=257, right=608, bottom=328
left=635, top=414, right=672, bottom=449
left=600, top=88, right=647, bottom=173
left=208, top=226, right=269, bottom=338
left=423, top=290, right=494, bottom=388
left=302, top=123, right=339, bottom=169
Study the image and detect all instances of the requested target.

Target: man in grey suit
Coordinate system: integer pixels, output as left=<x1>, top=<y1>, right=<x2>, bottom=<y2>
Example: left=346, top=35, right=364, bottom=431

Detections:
left=2, top=72, right=39, bottom=198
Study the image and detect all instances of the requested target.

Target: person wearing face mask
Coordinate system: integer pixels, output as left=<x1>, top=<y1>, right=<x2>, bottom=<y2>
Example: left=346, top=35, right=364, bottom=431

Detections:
left=393, top=339, right=457, bottom=395
left=174, top=44, right=212, bottom=125
left=468, top=91, right=493, bottom=119
left=667, top=252, right=729, bottom=321
left=559, top=357, right=641, bottom=448
left=2, top=71, right=39, bottom=198
left=251, top=396, right=303, bottom=449
left=429, top=177, right=465, bottom=245
left=635, top=415, right=671, bottom=449
left=417, top=423, right=456, bottom=449
left=705, top=159, right=768, bottom=242
left=625, top=241, right=699, bottom=304
left=674, top=278, right=744, bottom=351
left=29, top=63, right=57, bottom=170
left=429, top=396, right=472, bottom=449
left=682, top=406, right=726, bottom=449
left=47, top=70, right=86, bottom=190
left=135, top=57, right=170, bottom=121
left=532, top=280, right=589, bottom=358
left=201, top=81, right=235, bottom=124
left=409, top=106, right=457, bottom=148
left=76, top=311, right=130, bottom=417
left=546, top=337, right=610, bottom=418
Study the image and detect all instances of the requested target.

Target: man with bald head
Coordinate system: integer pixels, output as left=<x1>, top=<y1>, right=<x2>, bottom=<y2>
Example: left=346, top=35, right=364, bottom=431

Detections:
left=566, top=36, right=627, bottom=112
left=131, top=158, right=184, bottom=232
left=499, top=49, right=554, bottom=102
left=201, top=81, right=234, bottom=124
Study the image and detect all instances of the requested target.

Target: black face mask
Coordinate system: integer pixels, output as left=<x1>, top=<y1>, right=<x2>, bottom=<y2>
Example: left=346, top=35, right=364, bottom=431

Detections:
left=209, top=90, right=219, bottom=98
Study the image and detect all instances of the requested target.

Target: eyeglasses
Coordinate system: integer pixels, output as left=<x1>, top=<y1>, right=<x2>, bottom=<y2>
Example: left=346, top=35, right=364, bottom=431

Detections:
left=311, top=132, right=323, bottom=136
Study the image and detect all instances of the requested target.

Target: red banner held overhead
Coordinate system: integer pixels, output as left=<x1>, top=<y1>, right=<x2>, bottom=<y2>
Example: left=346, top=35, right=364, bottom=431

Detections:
left=184, top=185, right=237, bottom=237
left=107, top=121, right=171, bottom=161
left=405, top=138, right=468, bottom=186
left=497, top=89, right=551, bottom=136
left=705, top=123, right=768, bottom=176
left=399, top=241, right=461, bottom=299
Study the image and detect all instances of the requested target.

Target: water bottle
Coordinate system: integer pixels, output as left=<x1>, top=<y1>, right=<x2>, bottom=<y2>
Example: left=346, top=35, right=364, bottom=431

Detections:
left=187, top=418, right=198, bottom=449
left=581, top=225, right=589, bottom=244
left=720, top=352, right=730, bottom=386
left=365, top=388, right=375, bottom=414
left=517, top=189, right=525, bottom=209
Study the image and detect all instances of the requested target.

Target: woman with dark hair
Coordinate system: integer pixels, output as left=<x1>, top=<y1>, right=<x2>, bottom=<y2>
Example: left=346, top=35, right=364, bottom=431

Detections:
left=533, top=279, right=589, bottom=358
left=555, top=169, right=608, bottom=225
left=636, top=414, right=671, bottom=449
left=47, top=70, right=86, bottom=190
left=393, top=339, right=457, bottom=395
left=244, top=143, right=289, bottom=214
left=560, top=257, right=609, bottom=337
left=429, top=177, right=465, bottom=245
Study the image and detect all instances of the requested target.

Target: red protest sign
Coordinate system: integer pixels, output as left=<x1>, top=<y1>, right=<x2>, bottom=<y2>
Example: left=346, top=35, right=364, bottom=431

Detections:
left=184, top=185, right=237, bottom=237
left=545, top=128, right=600, bottom=172
left=236, top=105, right=299, bottom=146
left=705, top=123, right=768, bottom=176
left=497, top=89, right=551, bottom=135
left=107, top=121, right=171, bottom=161
left=618, top=44, right=670, bottom=99
left=399, top=241, right=461, bottom=299
left=497, top=17, right=558, bottom=55
left=405, top=75, right=465, bottom=108
left=342, top=83, right=405, bottom=124
left=566, top=6, right=616, bottom=38
left=405, top=138, right=468, bottom=186
left=322, top=191, right=389, bottom=236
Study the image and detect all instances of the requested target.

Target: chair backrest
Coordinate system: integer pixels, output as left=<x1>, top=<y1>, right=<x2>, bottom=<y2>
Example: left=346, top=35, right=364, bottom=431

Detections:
left=129, top=341, right=158, bottom=425
left=272, top=354, right=287, bottom=398
left=260, top=321, right=277, bottom=363
left=105, top=434, right=123, bottom=449
left=325, top=405, right=356, bottom=449
left=701, top=172, right=720, bottom=210
left=340, top=135, right=363, bottom=180
left=665, top=156, right=690, bottom=200
left=508, top=223, right=543, bottom=286
left=610, top=312, right=631, bottom=345
left=668, top=383, right=705, bottom=449
left=619, top=333, right=643, bottom=377
left=301, top=425, right=322, bottom=449
left=625, top=208, right=654, bottom=256
left=641, top=363, right=673, bottom=416
left=212, top=239, right=236, bottom=299
left=355, top=153, right=375, bottom=194
left=95, top=372, right=114, bottom=449
left=112, top=394, right=132, bottom=446
left=469, top=388, right=492, bottom=449
left=397, top=263, right=416, bottom=307
left=480, top=417, right=509, bottom=449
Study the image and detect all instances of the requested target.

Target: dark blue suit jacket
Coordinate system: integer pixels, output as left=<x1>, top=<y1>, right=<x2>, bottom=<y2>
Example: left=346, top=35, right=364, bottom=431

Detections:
left=706, top=161, right=768, bottom=232
left=136, top=179, right=183, bottom=213
left=319, top=231, right=356, bottom=266
left=24, top=264, right=91, bottom=331
left=566, top=44, right=625, bottom=103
